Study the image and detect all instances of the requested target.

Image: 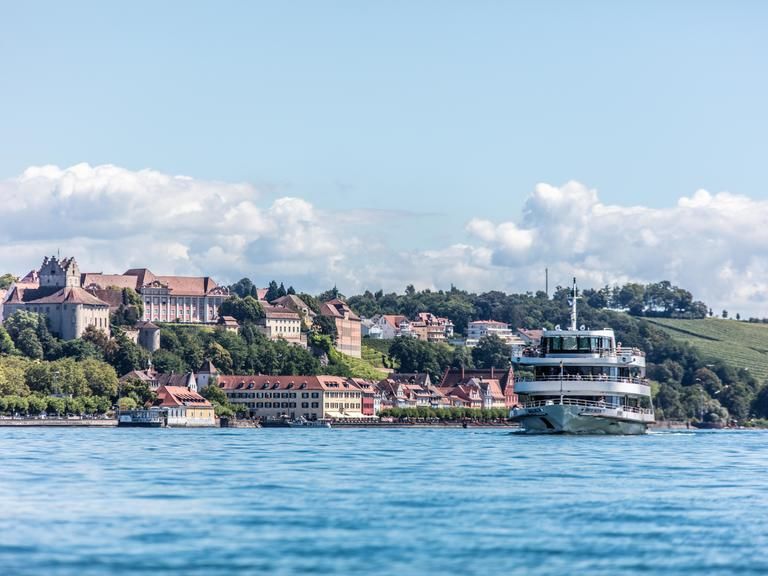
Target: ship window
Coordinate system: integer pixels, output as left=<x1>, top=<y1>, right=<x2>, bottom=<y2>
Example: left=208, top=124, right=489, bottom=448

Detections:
left=563, top=337, right=577, bottom=351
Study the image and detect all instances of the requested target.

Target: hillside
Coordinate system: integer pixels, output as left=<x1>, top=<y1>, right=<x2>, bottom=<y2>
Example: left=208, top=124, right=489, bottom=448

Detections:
left=646, top=318, right=768, bottom=382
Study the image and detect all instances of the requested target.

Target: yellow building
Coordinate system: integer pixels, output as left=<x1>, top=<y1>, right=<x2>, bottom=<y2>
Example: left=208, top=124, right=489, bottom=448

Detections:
left=217, top=375, right=366, bottom=420
left=156, top=385, right=216, bottom=427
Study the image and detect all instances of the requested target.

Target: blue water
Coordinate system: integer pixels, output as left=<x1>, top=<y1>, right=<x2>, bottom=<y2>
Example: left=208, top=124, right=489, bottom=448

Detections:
left=1, top=428, right=767, bottom=575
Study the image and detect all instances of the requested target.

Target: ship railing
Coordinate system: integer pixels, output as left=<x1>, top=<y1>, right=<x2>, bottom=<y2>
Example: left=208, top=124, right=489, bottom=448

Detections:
left=515, top=397, right=653, bottom=415
left=514, top=375, right=648, bottom=385
left=518, top=347, right=645, bottom=358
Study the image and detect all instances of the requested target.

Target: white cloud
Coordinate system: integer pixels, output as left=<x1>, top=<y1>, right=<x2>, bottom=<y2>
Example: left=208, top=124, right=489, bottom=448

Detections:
left=2, top=164, right=768, bottom=317
left=462, top=181, right=768, bottom=317
left=0, top=163, right=349, bottom=291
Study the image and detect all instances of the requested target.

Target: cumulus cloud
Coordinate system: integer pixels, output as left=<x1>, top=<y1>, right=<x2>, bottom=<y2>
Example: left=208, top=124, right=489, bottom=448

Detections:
left=1, top=164, right=768, bottom=317
left=463, top=181, right=768, bottom=316
left=0, top=163, right=351, bottom=291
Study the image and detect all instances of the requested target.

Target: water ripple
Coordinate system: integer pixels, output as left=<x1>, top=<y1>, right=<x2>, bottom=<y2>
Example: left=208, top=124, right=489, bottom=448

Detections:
left=1, top=428, right=768, bottom=575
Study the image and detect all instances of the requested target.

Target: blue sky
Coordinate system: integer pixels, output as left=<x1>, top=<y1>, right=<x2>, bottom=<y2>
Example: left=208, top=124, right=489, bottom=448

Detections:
left=2, top=1, right=768, bottom=314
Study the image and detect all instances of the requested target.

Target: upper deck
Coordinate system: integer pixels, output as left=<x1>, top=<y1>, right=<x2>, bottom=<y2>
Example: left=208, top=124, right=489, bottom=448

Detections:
left=513, top=328, right=645, bottom=368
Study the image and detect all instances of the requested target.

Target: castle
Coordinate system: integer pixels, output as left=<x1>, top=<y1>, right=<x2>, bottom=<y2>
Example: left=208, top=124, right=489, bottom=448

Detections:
left=2, top=256, right=111, bottom=340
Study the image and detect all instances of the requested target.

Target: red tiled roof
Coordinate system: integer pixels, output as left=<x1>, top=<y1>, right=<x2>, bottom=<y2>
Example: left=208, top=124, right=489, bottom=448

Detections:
left=382, top=314, right=408, bottom=328
left=439, top=367, right=514, bottom=391
left=217, top=374, right=358, bottom=392
left=26, top=286, right=110, bottom=307
left=157, top=372, right=195, bottom=388
left=320, top=299, right=360, bottom=321
left=156, top=385, right=212, bottom=408
left=271, top=295, right=317, bottom=316
left=262, top=305, right=301, bottom=320
left=81, top=273, right=140, bottom=291
left=218, top=375, right=324, bottom=391
left=120, top=368, right=159, bottom=383
left=198, top=360, right=219, bottom=374
left=124, top=268, right=157, bottom=287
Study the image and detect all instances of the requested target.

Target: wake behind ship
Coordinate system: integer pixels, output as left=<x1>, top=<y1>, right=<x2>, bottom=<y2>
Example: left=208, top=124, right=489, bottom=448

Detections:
left=509, top=279, right=655, bottom=434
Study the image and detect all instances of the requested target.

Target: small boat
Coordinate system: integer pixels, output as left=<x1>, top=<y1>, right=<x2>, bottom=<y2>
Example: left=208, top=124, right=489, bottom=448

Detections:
left=117, top=409, right=165, bottom=427
left=287, top=417, right=332, bottom=428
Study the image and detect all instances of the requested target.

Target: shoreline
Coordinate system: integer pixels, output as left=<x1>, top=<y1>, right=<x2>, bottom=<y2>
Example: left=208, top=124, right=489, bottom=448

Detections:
left=0, top=419, right=118, bottom=427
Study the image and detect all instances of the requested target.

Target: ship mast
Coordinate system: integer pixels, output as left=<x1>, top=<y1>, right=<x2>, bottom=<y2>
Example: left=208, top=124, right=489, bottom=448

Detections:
left=568, top=277, right=580, bottom=331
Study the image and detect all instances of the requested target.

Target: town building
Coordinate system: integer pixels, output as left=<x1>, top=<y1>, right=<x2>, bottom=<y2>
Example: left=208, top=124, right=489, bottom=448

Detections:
left=362, top=313, right=453, bottom=342
left=439, top=377, right=505, bottom=409
left=217, top=315, right=240, bottom=333
left=270, top=294, right=317, bottom=329
left=216, top=374, right=368, bottom=420
left=196, top=360, right=219, bottom=391
left=155, top=385, right=215, bottom=427
left=439, top=367, right=518, bottom=408
left=255, top=305, right=305, bottom=346
left=465, top=320, right=518, bottom=347
left=120, top=368, right=159, bottom=390
left=82, top=267, right=230, bottom=324
left=2, top=256, right=111, bottom=340
left=119, top=368, right=197, bottom=392
left=350, top=378, right=382, bottom=415
left=320, top=299, right=362, bottom=358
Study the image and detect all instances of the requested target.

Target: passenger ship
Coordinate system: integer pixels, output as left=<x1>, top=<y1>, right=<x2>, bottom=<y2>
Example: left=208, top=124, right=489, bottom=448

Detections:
left=509, top=280, right=655, bottom=434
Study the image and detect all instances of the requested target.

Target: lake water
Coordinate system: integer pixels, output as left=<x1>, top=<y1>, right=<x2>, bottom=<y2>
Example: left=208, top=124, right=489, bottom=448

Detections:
left=1, top=427, right=767, bottom=575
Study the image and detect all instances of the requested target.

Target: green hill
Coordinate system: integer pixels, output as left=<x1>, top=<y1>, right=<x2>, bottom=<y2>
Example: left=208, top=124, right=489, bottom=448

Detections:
left=646, top=318, right=768, bottom=381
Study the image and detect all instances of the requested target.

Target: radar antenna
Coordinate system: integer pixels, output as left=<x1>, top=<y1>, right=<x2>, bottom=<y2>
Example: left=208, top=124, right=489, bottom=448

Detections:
left=568, top=277, right=580, bottom=331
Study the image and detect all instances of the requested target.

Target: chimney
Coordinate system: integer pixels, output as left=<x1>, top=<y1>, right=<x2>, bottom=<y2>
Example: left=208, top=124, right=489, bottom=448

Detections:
left=461, top=365, right=465, bottom=380
left=491, top=366, right=495, bottom=378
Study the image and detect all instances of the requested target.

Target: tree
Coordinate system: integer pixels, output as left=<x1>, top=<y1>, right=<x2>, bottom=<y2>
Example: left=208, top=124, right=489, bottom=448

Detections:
left=0, top=325, right=16, bottom=354
left=722, top=310, right=728, bottom=319
left=80, top=358, right=119, bottom=398
left=82, top=325, right=110, bottom=354
left=471, top=335, right=512, bottom=370
left=201, top=377, right=236, bottom=418
left=206, top=342, right=233, bottom=374
left=752, top=385, right=768, bottom=419
left=58, top=338, right=102, bottom=361
left=27, top=395, right=47, bottom=415
left=4, top=310, right=41, bottom=341
left=0, top=273, right=16, bottom=290
left=265, top=280, right=280, bottom=302
left=388, top=337, right=446, bottom=381
left=229, top=277, right=257, bottom=298
left=218, top=296, right=264, bottom=324
left=107, top=331, right=149, bottom=376
left=151, top=349, right=186, bottom=374
left=0, top=356, right=31, bottom=396
left=112, top=288, right=144, bottom=326
left=451, top=345, right=474, bottom=370
left=16, top=328, right=43, bottom=360
left=117, top=397, right=138, bottom=410
left=314, top=316, right=338, bottom=343
left=46, top=396, right=66, bottom=416
left=318, top=286, right=342, bottom=302
left=50, top=358, right=89, bottom=397
left=277, top=282, right=287, bottom=298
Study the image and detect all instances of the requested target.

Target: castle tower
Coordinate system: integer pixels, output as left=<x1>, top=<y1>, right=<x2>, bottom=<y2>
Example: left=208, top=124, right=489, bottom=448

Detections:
left=39, top=256, right=80, bottom=288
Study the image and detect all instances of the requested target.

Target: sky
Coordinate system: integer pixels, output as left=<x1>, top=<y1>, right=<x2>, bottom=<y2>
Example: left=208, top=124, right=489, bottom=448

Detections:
left=1, top=1, right=768, bottom=315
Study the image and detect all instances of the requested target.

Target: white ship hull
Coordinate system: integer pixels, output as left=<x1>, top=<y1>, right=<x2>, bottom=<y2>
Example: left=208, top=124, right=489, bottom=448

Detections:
left=510, top=403, right=651, bottom=435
